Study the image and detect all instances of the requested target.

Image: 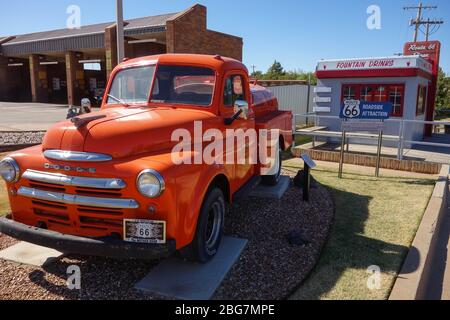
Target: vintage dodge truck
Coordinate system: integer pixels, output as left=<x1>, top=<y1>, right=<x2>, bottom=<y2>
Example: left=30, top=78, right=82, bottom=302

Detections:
left=0, top=54, right=292, bottom=262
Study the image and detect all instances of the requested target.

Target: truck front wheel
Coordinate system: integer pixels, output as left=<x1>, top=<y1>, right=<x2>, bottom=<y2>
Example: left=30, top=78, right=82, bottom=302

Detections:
left=181, top=188, right=226, bottom=263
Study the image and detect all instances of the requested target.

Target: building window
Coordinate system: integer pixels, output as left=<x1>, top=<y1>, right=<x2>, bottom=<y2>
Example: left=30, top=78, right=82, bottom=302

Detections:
left=416, top=85, right=427, bottom=116
left=342, top=84, right=405, bottom=117
left=343, top=85, right=357, bottom=100
left=83, top=63, right=101, bottom=71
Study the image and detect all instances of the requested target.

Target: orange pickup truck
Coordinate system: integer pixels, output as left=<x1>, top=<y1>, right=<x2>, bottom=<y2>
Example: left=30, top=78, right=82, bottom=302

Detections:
left=0, top=54, right=292, bottom=262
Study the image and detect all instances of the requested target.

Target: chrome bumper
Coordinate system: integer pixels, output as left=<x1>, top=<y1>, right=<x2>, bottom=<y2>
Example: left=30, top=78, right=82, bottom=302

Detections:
left=19, top=170, right=139, bottom=210
left=18, top=187, right=139, bottom=210
left=0, top=217, right=176, bottom=260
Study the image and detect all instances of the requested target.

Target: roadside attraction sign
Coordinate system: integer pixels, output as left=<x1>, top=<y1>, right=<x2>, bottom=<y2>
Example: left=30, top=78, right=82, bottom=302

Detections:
left=338, top=100, right=393, bottom=179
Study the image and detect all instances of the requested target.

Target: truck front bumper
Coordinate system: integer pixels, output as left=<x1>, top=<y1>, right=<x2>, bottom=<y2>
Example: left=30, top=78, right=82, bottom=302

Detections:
left=0, top=217, right=176, bottom=260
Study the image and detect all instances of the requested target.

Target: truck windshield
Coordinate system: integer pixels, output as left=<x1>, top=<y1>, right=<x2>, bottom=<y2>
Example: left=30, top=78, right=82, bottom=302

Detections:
left=107, top=66, right=156, bottom=104
left=151, top=65, right=216, bottom=107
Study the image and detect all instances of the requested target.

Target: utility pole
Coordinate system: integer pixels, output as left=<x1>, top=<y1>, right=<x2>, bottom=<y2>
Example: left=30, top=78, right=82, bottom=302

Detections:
left=251, top=65, right=256, bottom=75
left=404, top=2, right=443, bottom=41
left=423, top=17, right=444, bottom=41
left=116, top=0, right=125, bottom=62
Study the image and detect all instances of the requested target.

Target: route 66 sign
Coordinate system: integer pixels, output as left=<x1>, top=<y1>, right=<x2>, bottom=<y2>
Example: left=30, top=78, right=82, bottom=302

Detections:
left=341, top=100, right=361, bottom=118
left=340, top=100, right=392, bottom=120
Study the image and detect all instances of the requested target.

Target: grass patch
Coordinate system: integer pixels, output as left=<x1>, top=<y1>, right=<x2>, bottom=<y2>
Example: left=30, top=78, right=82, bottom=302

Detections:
left=295, top=135, right=313, bottom=146
left=285, top=160, right=436, bottom=300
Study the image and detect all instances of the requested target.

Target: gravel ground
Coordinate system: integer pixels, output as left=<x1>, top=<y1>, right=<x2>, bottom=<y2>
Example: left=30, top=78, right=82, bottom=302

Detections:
left=0, top=170, right=334, bottom=300
left=0, top=132, right=46, bottom=146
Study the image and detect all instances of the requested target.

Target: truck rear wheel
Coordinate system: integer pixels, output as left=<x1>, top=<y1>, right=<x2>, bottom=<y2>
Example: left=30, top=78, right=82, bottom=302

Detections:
left=262, top=141, right=282, bottom=186
left=181, top=188, right=226, bottom=263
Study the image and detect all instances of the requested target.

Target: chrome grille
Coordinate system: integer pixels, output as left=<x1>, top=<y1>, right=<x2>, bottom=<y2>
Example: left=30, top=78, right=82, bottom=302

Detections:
left=23, top=170, right=126, bottom=190
left=20, top=170, right=138, bottom=231
left=18, top=187, right=139, bottom=210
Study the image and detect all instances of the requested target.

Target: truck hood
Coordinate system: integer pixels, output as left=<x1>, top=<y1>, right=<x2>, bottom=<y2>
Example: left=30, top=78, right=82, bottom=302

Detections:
left=42, top=107, right=216, bottom=159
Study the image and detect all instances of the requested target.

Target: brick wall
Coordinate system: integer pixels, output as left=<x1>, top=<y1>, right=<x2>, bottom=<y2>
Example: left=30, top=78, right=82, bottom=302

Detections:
left=104, top=25, right=118, bottom=79
left=293, top=148, right=442, bottom=175
left=0, top=56, right=7, bottom=101
left=29, top=54, right=49, bottom=103
left=166, top=4, right=243, bottom=61
left=126, top=42, right=166, bottom=59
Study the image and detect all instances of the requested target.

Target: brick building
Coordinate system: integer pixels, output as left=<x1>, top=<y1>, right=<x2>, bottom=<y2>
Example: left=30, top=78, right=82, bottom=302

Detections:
left=0, top=4, right=243, bottom=105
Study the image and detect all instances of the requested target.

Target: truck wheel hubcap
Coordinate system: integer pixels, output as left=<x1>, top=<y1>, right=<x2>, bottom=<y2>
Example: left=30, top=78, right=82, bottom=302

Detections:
left=205, top=198, right=224, bottom=253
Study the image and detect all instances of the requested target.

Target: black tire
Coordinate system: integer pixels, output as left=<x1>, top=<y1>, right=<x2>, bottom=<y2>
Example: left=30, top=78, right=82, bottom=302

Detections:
left=261, top=141, right=283, bottom=186
left=181, top=188, right=226, bottom=263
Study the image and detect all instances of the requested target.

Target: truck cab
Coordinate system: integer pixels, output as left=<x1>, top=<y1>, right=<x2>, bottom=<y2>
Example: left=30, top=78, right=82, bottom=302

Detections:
left=0, top=54, right=293, bottom=263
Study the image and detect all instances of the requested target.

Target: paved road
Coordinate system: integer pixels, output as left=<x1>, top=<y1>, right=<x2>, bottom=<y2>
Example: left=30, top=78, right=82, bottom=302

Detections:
left=0, top=102, right=69, bottom=131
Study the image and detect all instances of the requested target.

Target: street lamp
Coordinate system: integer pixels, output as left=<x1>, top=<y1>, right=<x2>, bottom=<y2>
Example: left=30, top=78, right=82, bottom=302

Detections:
left=116, top=0, right=125, bottom=62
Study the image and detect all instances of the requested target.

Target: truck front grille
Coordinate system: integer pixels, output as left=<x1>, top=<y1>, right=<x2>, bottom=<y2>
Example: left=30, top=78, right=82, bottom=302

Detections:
left=19, top=170, right=139, bottom=232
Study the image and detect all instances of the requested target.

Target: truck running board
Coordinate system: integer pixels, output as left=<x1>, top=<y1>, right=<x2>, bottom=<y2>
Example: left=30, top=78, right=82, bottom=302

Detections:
left=232, top=176, right=262, bottom=203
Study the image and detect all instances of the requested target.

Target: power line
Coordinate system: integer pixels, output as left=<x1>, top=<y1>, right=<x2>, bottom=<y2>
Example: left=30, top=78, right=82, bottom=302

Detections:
left=403, top=2, right=444, bottom=41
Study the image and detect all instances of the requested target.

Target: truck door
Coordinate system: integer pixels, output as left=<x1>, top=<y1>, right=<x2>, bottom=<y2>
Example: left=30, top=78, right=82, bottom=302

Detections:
left=220, top=72, right=256, bottom=190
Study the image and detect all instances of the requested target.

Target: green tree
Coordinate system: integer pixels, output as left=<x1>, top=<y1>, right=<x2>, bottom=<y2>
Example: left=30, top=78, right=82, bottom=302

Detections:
left=266, top=60, right=286, bottom=79
left=250, top=70, right=263, bottom=78
left=250, top=60, right=318, bottom=85
left=436, top=67, right=450, bottom=110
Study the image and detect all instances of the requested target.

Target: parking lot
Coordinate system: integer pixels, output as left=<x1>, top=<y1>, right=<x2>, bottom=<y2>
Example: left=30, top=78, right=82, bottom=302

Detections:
left=0, top=102, right=69, bottom=131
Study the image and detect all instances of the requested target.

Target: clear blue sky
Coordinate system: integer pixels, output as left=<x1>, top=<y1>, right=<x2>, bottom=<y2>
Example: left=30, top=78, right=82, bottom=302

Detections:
left=1, top=0, right=449, bottom=74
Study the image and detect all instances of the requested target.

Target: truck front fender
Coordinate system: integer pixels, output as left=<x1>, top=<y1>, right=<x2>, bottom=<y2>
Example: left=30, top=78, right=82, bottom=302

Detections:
left=173, top=163, right=232, bottom=249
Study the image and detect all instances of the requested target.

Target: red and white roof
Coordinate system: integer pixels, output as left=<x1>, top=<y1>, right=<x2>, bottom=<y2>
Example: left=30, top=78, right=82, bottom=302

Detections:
left=316, top=55, right=433, bottom=79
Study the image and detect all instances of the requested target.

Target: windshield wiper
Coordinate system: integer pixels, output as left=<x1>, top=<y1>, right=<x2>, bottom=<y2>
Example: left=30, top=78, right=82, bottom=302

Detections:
left=107, top=94, right=128, bottom=106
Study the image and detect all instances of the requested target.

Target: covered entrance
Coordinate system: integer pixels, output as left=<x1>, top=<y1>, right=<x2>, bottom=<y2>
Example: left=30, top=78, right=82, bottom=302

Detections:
left=0, top=4, right=243, bottom=106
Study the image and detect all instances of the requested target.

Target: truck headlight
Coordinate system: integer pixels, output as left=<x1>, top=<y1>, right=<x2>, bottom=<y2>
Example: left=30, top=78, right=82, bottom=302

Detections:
left=137, top=169, right=165, bottom=198
left=0, top=157, right=20, bottom=183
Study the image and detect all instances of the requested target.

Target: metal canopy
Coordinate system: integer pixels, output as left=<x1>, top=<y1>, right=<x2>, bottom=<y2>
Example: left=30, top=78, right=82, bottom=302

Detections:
left=0, top=13, right=176, bottom=56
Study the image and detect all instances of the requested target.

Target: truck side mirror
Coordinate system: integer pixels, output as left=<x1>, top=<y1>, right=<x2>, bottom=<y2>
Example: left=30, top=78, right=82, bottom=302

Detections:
left=224, top=100, right=249, bottom=126
left=234, top=100, right=249, bottom=120
left=93, top=95, right=103, bottom=105
left=81, top=98, right=92, bottom=114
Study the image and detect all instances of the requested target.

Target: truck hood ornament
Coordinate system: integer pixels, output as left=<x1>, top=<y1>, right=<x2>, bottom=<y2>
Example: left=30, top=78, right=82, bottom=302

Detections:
left=71, top=114, right=107, bottom=129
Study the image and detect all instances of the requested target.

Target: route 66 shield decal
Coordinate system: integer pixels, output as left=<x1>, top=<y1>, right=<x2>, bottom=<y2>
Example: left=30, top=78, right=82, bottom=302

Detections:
left=342, top=100, right=361, bottom=118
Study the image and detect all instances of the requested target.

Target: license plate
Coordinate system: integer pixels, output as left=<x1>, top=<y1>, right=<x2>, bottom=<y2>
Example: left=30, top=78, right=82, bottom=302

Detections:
left=123, top=220, right=166, bottom=244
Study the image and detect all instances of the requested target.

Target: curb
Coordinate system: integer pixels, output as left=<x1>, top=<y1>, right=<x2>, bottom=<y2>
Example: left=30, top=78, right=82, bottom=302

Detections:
left=389, top=165, right=450, bottom=300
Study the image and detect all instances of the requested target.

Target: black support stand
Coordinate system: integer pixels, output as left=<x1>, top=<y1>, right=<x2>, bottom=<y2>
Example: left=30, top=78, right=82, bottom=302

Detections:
left=300, top=154, right=317, bottom=202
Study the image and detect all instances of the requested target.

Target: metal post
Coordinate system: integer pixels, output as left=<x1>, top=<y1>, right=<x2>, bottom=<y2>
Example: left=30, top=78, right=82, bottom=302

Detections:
left=313, top=116, right=319, bottom=148
left=292, top=115, right=297, bottom=149
left=399, top=120, right=405, bottom=160
left=397, top=120, right=404, bottom=160
left=116, top=0, right=125, bottom=62
left=306, top=74, right=312, bottom=126
left=303, top=163, right=311, bottom=202
left=338, top=131, right=346, bottom=179
left=376, top=129, right=384, bottom=178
